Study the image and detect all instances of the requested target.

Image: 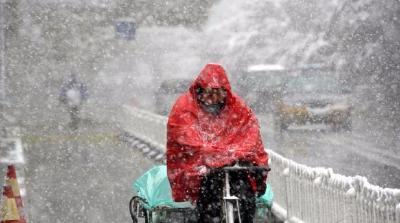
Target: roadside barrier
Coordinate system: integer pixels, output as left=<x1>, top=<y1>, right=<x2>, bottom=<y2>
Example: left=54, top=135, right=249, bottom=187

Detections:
left=119, top=133, right=165, bottom=162
left=119, top=105, right=400, bottom=223
left=268, top=152, right=400, bottom=223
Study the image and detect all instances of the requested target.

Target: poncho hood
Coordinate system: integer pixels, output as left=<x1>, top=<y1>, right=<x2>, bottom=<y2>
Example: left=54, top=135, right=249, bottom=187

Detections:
left=189, top=63, right=235, bottom=107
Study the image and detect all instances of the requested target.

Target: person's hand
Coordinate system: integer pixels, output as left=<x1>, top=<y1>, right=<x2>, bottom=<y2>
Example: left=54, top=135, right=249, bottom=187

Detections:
left=253, top=166, right=270, bottom=196
left=237, top=160, right=254, bottom=167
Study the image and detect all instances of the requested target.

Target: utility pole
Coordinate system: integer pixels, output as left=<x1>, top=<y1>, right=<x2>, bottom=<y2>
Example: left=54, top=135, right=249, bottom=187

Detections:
left=0, top=0, right=18, bottom=128
left=0, top=0, right=6, bottom=106
left=0, top=0, right=7, bottom=133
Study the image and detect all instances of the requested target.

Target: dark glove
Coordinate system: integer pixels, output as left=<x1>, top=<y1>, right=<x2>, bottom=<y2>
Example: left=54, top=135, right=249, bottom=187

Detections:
left=252, top=167, right=270, bottom=197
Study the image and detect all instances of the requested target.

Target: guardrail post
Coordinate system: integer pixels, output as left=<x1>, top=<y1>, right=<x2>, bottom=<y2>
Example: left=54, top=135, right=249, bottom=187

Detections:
left=394, top=190, right=400, bottom=223
left=283, top=167, right=290, bottom=221
left=345, top=187, right=356, bottom=223
left=313, top=176, right=322, bottom=223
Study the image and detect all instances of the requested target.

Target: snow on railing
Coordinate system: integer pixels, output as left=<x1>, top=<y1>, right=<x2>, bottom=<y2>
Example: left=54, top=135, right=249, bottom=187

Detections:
left=118, top=105, right=167, bottom=161
left=120, top=105, right=400, bottom=223
left=268, top=151, right=400, bottom=223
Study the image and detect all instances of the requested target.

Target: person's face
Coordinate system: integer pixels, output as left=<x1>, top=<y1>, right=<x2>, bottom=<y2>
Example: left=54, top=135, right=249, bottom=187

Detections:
left=197, top=87, right=227, bottom=105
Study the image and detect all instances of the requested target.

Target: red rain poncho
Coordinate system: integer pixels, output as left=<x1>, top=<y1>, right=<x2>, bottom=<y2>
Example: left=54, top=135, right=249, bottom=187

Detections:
left=166, top=64, right=269, bottom=202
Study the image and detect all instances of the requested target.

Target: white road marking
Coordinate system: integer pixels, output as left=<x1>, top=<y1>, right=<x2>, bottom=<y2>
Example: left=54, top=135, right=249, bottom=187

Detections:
left=0, top=137, right=25, bottom=164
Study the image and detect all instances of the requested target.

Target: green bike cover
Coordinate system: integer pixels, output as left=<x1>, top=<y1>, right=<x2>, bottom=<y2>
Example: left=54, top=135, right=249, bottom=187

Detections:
left=133, top=165, right=193, bottom=209
left=132, top=165, right=273, bottom=209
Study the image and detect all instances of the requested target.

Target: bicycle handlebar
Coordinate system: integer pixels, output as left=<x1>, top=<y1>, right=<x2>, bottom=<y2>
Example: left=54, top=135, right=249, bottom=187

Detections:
left=221, top=165, right=271, bottom=172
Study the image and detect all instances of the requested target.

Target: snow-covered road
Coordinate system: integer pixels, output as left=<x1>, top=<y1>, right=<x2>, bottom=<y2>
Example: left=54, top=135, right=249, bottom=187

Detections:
left=21, top=119, right=154, bottom=222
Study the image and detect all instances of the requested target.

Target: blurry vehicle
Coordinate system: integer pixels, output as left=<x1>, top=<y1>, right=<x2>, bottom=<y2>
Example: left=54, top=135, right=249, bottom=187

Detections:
left=115, top=18, right=136, bottom=40
left=275, top=68, right=352, bottom=131
left=237, top=64, right=288, bottom=112
left=155, top=78, right=192, bottom=116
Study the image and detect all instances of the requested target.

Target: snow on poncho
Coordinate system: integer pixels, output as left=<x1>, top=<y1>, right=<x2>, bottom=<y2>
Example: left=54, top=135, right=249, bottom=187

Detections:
left=166, top=63, right=269, bottom=202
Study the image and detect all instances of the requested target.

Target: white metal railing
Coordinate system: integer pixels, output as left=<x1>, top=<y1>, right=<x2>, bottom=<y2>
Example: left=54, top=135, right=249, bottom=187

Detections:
left=120, top=105, right=400, bottom=223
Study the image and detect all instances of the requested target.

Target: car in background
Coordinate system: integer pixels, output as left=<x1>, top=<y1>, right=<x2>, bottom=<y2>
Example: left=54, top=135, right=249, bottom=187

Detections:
left=275, top=69, right=352, bottom=131
left=236, top=64, right=288, bottom=112
left=154, top=78, right=192, bottom=116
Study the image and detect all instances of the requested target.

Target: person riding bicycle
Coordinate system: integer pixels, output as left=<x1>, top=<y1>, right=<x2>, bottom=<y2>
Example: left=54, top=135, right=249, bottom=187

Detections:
left=59, top=73, right=88, bottom=129
left=166, top=64, right=269, bottom=222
